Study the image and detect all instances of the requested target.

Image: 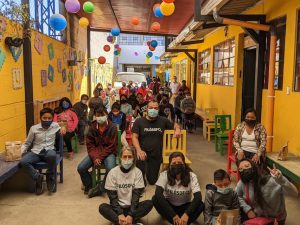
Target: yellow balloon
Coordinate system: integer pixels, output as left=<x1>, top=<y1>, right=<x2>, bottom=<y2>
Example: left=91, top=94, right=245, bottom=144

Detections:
left=160, top=2, right=175, bottom=16
left=79, top=17, right=89, bottom=27
left=145, top=58, right=150, bottom=64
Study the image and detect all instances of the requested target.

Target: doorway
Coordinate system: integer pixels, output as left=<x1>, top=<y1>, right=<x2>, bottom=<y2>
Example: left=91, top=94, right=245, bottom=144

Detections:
left=242, top=48, right=256, bottom=120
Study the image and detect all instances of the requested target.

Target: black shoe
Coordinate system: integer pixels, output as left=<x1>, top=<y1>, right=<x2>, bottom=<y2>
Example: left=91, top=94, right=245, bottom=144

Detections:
left=35, top=174, right=44, bottom=195
left=46, top=173, right=55, bottom=192
left=87, top=185, right=103, bottom=198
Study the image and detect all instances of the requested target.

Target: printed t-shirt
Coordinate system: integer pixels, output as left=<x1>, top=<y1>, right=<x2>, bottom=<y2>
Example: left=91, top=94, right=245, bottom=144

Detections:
left=156, top=171, right=201, bottom=206
left=132, top=116, right=173, bottom=158
left=105, top=166, right=144, bottom=207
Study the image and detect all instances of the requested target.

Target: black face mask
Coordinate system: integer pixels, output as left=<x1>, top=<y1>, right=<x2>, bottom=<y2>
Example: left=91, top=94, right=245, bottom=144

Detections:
left=41, top=120, right=52, bottom=129
left=245, top=119, right=257, bottom=127
left=170, top=164, right=185, bottom=176
left=162, top=100, right=168, bottom=104
left=240, top=168, right=255, bottom=183
left=120, top=100, right=127, bottom=104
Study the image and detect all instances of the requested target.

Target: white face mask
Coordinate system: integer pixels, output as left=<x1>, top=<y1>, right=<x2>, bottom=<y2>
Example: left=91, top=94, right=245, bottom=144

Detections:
left=94, top=115, right=107, bottom=124
left=81, top=100, right=88, bottom=104
left=121, top=159, right=134, bottom=170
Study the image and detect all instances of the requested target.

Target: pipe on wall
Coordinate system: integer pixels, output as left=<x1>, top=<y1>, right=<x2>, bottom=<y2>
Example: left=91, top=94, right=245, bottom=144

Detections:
left=213, top=9, right=276, bottom=152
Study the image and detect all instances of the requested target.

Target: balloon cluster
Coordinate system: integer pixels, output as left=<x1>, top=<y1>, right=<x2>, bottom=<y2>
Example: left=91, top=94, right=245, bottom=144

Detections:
left=147, top=40, right=158, bottom=52
left=114, top=44, right=122, bottom=56
left=153, top=0, right=175, bottom=17
left=107, top=35, right=116, bottom=44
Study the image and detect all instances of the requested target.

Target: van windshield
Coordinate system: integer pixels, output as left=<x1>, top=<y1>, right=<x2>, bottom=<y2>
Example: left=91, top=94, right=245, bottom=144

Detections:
left=117, top=74, right=146, bottom=83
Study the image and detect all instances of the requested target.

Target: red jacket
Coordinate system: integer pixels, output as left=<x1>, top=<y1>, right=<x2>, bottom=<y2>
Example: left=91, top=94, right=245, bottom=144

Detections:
left=86, top=120, right=118, bottom=162
left=137, top=87, right=149, bottom=98
left=119, top=87, right=129, bottom=97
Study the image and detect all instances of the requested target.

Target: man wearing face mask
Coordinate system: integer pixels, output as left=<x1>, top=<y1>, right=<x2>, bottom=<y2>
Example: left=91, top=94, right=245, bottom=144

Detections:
left=159, top=94, right=175, bottom=122
left=77, top=106, right=118, bottom=197
left=233, top=108, right=267, bottom=170
left=20, top=108, right=66, bottom=195
left=136, top=81, right=149, bottom=99
left=73, top=94, right=89, bottom=145
left=204, top=169, right=240, bottom=225
left=174, top=89, right=185, bottom=123
left=132, top=100, right=181, bottom=185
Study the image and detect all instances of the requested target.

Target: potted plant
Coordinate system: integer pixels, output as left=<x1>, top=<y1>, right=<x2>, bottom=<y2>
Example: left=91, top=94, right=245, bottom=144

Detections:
left=0, top=0, right=34, bottom=47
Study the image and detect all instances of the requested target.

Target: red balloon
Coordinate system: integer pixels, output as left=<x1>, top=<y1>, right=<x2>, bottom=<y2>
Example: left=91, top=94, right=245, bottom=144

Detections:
left=131, top=16, right=139, bottom=25
left=147, top=41, right=151, bottom=46
left=103, top=45, right=110, bottom=52
left=149, top=46, right=156, bottom=51
left=151, top=22, right=160, bottom=32
left=163, top=0, right=175, bottom=3
left=98, top=56, right=106, bottom=64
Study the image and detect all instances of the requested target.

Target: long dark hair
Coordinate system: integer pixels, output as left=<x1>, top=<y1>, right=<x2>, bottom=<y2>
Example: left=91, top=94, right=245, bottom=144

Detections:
left=239, top=159, right=270, bottom=208
left=55, top=97, right=73, bottom=114
left=166, top=152, right=192, bottom=187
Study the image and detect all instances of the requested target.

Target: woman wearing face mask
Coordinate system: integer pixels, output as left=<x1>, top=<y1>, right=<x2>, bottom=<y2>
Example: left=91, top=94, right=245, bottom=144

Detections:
left=152, top=152, right=204, bottom=225
left=77, top=106, right=118, bottom=197
left=120, top=94, right=133, bottom=116
left=236, top=159, right=298, bottom=224
left=233, top=108, right=267, bottom=170
left=54, top=97, right=78, bottom=159
left=99, top=147, right=153, bottom=225
left=73, top=94, right=89, bottom=145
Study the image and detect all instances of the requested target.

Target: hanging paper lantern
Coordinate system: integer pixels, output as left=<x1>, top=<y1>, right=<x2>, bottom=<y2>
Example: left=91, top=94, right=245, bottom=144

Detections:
left=150, top=40, right=158, bottom=48
left=83, top=1, right=94, bottom=13
left=160, top=2, right=175, bottom=16
left=103, top=45, right=110, bottom=52
left=131, top=16, right=140, bottom=26
left=149, top=46, right=155, bottom=51
left=79, top=17, right=89, bottom=27
left=151, top=22, right=160, bottom=32
left=147, top=52, right=153, bottom=58
left=98, top=56, right=106, bottom=64
left=49, top=14, right=67, bottom=31
left=65, top=0, right=80, bottom=13
left=163, top=0, right=175, bottom=3
left=111, top=27, right=120, bottom=36
left=154, top=7, right=164, bottom=18
left=153, top=3, right=160, bottom=12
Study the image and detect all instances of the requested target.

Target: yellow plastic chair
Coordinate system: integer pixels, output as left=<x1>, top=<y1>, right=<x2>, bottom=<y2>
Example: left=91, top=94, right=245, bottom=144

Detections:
left=203, top=108, right=218, bottom=142
left=162, top=130, right=191, bottom=166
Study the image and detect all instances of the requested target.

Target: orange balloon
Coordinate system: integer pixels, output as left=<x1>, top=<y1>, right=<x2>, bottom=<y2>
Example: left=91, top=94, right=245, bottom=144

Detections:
left=98, top=56, right=106, bottom=64
left=151, top=22, right=160, bottom=32
left=163, top=0, right=175, bottom=3
left=149, top=46, right=155, bottom=51
left=153, top=3, right=160, bottom=12
left=131, top=16, right=139, bottom=26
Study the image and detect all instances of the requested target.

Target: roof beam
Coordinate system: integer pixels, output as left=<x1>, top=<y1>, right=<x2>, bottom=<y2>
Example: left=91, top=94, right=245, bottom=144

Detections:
left=181, top=39, right=204, bottom=45
left=89, top=28, right=177, bottom=37
left=107, top=0, right=121, bottom=29
left=202, top=23, right=225, bottom=29
left=244, top=28, right=260, bottom=44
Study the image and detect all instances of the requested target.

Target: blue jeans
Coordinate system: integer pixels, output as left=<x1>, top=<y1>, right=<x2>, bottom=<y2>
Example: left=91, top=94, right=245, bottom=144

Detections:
left=77, top=153, right=116, bottom=190
left=20, top=149, right=56, bottom=180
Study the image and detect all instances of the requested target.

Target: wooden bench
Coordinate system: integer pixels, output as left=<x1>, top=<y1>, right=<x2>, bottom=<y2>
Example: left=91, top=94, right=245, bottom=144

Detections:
left=0, top=157, right=20, bottom=185
left=267, top=153, right=300, bottom=184
left=34, top=98, right=60, bottom=124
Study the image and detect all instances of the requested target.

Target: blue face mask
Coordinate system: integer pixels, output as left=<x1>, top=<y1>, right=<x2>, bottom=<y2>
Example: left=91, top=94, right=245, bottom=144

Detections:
left=41, top=120, right=52, bottom=129
left=217, top=187, right=232, bottom=195
left=148, top=108, right=158, bottom=118
left=62, top=102, right=70, bottom=109
left=121, top=159, right=133, bottom=170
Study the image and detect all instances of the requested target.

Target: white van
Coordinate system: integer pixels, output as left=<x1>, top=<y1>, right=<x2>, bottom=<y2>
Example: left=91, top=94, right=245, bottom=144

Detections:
left=114, top=72, right=147, bottom=89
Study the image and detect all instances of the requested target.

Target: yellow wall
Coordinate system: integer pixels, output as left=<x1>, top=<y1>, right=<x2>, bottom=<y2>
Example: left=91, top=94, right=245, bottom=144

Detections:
left=171, top=0, right=300, bottom=155
left=0, top=15, right=88, bottom=152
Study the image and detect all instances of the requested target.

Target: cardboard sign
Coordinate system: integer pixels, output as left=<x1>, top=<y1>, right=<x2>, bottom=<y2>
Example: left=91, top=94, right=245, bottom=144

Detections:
left=48, top=43, right=54, bottom=60
left=12, top=68, right=22, bottom=89
left=9, top=46, right=22, bottom=62
left=0, top=47, right=6, bottom=72
left=41, top=70, right=47, bottom=86
left=34, top=33, right=43, bottom=54
left=48, top=64, right=54, bottom=82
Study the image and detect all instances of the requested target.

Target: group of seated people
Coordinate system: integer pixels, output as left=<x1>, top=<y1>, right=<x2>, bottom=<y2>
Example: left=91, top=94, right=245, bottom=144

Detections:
left=17, top=79, right=298, bottom=225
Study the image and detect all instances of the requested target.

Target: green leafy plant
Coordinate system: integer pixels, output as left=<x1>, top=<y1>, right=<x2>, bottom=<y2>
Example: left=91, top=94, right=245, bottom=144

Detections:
left=0, top=0, right=35, bottom=46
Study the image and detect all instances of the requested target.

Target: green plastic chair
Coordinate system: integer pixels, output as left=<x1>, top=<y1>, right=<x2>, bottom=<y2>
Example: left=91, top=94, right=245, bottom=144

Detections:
left=92, top=130, right=122, bottom=187
left=214, top=115, right=232, bottom=156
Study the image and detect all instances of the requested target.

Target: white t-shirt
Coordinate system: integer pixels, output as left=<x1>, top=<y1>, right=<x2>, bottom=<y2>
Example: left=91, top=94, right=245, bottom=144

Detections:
left=241, top=130, right=258, bottom=153
left=105, top=166, right=144, bottom=207
left=170, top=82, right=181, bottom=94
left=155, top=171, right=201, bottom=206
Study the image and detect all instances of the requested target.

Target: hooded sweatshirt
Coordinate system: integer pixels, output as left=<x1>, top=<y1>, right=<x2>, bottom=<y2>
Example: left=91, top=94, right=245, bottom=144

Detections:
left=204, top=184, right=240, bottom=225
left=236, top=172, right=298, bottom=221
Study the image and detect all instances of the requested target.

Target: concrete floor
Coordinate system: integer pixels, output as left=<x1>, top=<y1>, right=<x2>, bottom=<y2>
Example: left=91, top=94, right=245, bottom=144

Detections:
left=0, top=130, right=299, bottom=225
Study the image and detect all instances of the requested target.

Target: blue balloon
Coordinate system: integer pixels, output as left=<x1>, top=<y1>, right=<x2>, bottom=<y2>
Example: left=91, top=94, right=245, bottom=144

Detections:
left=114, top=50, right=119, bottom=55
left=49, top=14, right=67, bottom=31
left=150, top=40, right=158, bottom=48
left=154, top=7, right=164, bottom=18
left=111, top=27, right=120, bottom=36
left=147, top=52, right=153, bottom=58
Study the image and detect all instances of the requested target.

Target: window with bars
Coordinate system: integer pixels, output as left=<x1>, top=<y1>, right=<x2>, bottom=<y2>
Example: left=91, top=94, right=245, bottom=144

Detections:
left=294, top=12, right=300, bottom=91
left=213, top=39, right=235, bottom=86
left=198, top=49, right=211, bottom=84
left=264, top=16, right=286, bottom=90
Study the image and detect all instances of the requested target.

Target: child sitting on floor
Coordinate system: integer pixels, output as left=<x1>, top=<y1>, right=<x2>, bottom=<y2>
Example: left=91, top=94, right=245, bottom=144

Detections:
left=204, top=169, right=240, bottom=225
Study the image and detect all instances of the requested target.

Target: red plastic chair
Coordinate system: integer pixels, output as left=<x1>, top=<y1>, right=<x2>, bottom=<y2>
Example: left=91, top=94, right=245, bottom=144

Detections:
left=126, top=115, right=133, bottom=145
left=227, top=130, right=239, bottom=182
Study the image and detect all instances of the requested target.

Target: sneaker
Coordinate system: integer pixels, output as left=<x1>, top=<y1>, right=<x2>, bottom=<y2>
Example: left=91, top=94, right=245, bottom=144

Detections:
left=35, top=174, right=44, bottom=195
left=46, top=173, right=55, bottom=192
left=87, top=186, right=103, bottom=198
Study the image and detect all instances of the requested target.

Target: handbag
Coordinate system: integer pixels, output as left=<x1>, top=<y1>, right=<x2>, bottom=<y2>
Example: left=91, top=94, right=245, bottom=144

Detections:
left=5, top=141, right=22, bottom=161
